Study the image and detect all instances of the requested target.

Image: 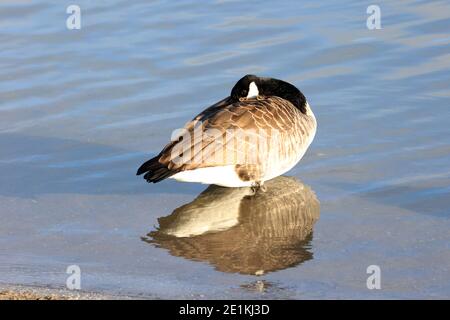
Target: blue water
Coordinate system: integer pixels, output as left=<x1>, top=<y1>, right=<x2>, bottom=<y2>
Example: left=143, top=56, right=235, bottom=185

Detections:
left=0, top=0, right=449, bottom=299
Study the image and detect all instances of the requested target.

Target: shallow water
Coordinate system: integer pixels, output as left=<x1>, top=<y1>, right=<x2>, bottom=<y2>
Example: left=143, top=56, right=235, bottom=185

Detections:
left=1, top=0, right=450, bottom=299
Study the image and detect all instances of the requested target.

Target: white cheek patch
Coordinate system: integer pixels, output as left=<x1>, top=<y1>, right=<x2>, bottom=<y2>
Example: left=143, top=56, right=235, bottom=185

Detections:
left=247, top=81, right=259, bottom=98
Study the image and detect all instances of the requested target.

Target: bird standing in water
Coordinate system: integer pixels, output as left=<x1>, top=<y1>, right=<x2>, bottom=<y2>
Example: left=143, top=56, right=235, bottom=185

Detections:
left=137, top=75, right=316, bottom=190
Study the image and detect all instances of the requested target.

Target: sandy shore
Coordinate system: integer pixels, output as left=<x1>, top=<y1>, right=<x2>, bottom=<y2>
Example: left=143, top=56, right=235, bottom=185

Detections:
left=0, top=284, right=123, bottom=300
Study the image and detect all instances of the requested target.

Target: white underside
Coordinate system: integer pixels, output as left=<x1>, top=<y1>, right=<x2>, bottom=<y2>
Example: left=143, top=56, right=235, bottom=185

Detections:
left=170, top=165, right=254, bottom=187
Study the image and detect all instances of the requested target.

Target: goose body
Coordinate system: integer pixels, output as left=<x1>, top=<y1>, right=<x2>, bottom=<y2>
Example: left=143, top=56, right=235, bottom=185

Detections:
left=137, top=75, right=316, bottom=188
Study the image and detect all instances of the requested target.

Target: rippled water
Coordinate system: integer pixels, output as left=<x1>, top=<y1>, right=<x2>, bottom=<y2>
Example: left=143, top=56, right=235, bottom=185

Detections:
left=1, top=0, right=450, bottom=299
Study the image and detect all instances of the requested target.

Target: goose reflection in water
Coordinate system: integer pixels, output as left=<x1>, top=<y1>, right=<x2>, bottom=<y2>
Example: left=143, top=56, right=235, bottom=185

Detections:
left=142, top=176, right=320, bottom=275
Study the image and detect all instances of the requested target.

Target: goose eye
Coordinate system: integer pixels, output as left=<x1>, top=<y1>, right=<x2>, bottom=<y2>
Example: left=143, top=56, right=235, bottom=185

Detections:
left=242, top=90, right=248, bottom=96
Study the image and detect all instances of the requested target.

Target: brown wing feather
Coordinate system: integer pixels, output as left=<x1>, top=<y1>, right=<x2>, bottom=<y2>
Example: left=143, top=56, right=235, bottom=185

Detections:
left=160, top=96, right=301, bottom=168
left=138, top=96, right=308, bottom=183
left=137, top=97, right=232, bottom=182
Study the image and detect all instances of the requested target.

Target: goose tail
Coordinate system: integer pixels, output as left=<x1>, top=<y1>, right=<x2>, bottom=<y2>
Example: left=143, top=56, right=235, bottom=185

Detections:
left=136, top=155, right=176, bottom=183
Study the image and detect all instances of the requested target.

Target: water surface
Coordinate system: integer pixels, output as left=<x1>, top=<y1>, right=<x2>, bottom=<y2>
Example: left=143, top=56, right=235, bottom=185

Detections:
left=1, top=0, right=450, bottom=299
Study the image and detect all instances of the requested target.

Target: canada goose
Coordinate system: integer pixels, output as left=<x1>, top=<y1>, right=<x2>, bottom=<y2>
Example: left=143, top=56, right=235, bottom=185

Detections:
left=137, top=75, right=316, bottom=188
left=143, top=177, right=320, bottom=275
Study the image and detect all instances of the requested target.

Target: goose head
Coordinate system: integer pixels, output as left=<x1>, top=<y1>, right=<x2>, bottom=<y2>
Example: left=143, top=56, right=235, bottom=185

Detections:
left=230, top=74, right=308, bottom=114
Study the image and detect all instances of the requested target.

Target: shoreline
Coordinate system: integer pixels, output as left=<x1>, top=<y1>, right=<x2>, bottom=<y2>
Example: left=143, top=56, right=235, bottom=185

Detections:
left=0, top=284, right=128, bottom=300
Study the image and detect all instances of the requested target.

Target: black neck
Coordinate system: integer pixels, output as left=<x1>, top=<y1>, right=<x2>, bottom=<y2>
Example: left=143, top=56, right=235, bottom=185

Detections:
left=262, top=79, right=307, bottom=114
